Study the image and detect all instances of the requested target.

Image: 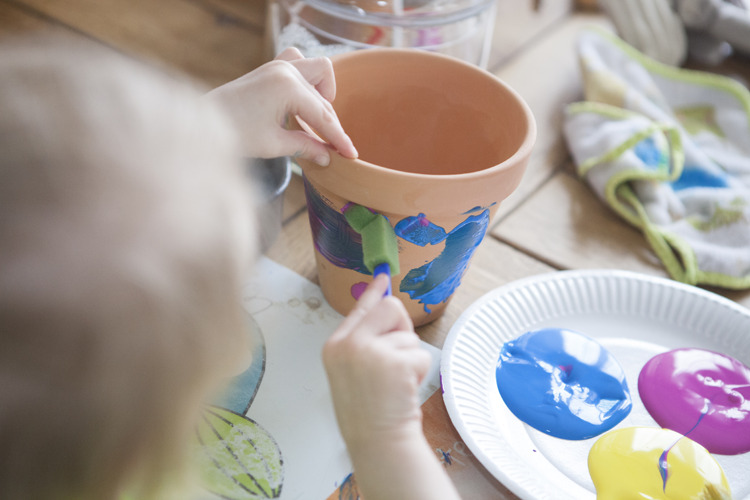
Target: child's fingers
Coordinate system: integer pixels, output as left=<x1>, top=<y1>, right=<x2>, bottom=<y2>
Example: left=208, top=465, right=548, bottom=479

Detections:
left=328, top=274, right=390, bottom=342
left=275, top=48, right=336, bottom=104
left=273, top=69, right=354, bottom=160
left=379, top=297, right=414, bottom=335
left=392, top=340, right=432, bottom=383
left=354, top=295, right=413, bottom=340
left=278, top=129, right=331, bottom=167
left=282, top=60, right=358, bottom=160
left=292, top=102, right=356, bottom=159
left=274, top=46, right=305, bottom=62
left=379, top=332, right=432, bottom=391
left=293, top=100, right=357, bottom=161
left=382, top=331, right=424, bottom=356
left=281, top=63, right=337, bottom=119
left=275, top=52, right=340, bottom=126
left=411, top=347, right=433, bottom=386
left=356, top=274, right=392, bottom=312
left=286, top=56, right=337, bottom=103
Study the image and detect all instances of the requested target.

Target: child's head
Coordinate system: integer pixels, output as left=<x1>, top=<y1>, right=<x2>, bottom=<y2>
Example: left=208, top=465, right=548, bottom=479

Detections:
left=0, top=38, right=254, bottom=499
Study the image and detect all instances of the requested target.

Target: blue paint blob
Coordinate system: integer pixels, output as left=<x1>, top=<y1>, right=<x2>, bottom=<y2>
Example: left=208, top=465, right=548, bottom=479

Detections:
left=633, top=136, right=667, bottom=170
left=633, top=137, right=730, bottom=191
left=394, top=213, right=446, bottom=247
left=671, top=164, right=729, bottom=191
left=397, top=209, right=489, bottom=313
left=496, top=328, right=632, bottom=440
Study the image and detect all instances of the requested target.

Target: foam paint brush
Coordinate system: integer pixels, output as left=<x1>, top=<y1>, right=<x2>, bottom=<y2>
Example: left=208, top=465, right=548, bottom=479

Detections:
left=343, top=203, right=400, bottom=296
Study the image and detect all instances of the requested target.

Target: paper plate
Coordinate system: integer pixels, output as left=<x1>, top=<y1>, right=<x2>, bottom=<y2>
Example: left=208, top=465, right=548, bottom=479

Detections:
left=440, top=270, right=750, bottom=500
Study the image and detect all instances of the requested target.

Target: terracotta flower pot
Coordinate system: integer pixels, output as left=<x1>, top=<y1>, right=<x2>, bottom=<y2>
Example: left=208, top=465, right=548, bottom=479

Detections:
left=297, top=49, right=536, bottom=326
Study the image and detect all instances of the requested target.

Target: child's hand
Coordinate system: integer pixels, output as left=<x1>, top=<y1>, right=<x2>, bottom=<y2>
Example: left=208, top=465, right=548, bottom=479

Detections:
left=323, top=277, right=461, bottom=500
left=207, top=47, right=357, bottom=166
left=322, top=274, right=431, bottom=450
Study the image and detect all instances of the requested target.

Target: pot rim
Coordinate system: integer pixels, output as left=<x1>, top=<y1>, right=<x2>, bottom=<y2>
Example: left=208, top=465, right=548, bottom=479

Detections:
left=314, top=48, right=536, bottom=183
left=298, top=49, right=536, bottom=214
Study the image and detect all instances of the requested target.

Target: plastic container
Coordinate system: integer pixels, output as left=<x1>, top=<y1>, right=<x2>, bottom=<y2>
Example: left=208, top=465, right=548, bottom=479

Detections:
left=269, top=0, right=497, bottom=67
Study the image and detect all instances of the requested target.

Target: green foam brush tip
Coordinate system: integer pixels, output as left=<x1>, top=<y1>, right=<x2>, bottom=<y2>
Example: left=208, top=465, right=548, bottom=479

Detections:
left=343, top=203, right=400, bottom=295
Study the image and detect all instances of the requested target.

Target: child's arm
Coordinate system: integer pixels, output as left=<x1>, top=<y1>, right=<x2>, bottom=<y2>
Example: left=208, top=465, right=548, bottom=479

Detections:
left=206, top=47, right=357, bottom=166
left=323, top=275, right=462, bottom=500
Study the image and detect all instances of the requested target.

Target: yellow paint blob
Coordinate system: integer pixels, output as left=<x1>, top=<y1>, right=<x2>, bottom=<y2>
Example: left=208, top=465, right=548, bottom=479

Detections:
left=588, top=427, right=732, bottom=500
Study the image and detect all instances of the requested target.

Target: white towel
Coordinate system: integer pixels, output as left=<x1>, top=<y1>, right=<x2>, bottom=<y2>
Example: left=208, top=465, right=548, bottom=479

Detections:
left=564, top=28, right=750, bottom=289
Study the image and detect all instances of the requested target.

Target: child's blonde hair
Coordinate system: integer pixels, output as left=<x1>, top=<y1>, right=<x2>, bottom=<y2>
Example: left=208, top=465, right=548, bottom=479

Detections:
left=0, top=37, right=254, bottom=499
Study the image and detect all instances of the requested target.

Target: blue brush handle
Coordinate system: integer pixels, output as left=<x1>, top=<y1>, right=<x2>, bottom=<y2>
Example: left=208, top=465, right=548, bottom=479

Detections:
left=373, top=262, right=391, bottom=296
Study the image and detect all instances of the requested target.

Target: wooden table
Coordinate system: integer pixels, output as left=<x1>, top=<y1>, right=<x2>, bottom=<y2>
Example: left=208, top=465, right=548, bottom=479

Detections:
left=3, top=1, right=749, bottom=497
left=262, top=12, right=750, bottom=351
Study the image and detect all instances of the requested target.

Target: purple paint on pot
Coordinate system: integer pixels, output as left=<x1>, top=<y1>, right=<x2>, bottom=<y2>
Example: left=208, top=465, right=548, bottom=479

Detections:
left=351, top=282, right=368, bottom=300
left=304, top=177, right=368, bottom=274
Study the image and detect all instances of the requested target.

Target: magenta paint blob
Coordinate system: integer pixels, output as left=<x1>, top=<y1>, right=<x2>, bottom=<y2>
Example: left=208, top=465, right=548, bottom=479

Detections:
left=638, top=348, right=750, bottom=455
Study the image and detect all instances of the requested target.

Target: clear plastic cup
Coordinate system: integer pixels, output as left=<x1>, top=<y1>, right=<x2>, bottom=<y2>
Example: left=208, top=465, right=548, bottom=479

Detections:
left=269, top=0, right=497, bottom=67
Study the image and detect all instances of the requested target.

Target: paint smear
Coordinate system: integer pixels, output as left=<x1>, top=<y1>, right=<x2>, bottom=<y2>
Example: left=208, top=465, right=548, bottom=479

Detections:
left=306, top=177, right=492, bottom=310
left=589, top=427, right=731, bottom=500
left=396, top=208, right=489, bottom=313
left=639, top=348, right=750, bottom=455
left=495, top=328, right=632, bottom=440
left=350, top=282, right=368, bottom=300
left=304, top=178, right=368, bottom=274
left=394, top=213, right=445, bottom=247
